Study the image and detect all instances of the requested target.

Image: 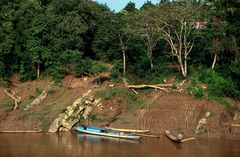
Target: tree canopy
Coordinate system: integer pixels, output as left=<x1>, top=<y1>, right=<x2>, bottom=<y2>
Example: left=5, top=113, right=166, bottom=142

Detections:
left=0, top=0, right=239, bottom=98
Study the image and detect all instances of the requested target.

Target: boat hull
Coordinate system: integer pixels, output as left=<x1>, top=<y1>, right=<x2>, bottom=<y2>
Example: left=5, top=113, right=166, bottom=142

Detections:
left=74, top=125, right=141, bottom=140
left=165, top=130, right=183, bottom=143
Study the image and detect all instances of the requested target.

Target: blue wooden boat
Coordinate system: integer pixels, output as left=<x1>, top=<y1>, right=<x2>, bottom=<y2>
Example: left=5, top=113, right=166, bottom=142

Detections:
left=74, top=125, right=141, bottom=140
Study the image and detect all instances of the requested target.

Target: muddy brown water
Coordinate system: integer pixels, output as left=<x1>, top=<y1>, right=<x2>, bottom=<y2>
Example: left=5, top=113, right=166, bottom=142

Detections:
left=0, top=133, right=240, bottom=157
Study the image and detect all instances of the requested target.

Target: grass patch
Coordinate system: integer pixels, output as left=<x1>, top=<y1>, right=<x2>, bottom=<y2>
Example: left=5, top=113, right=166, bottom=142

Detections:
left=126, top=99, right=145, bottom=111
left=19, top=111, right=35, bottom=122
left=185, top=75, right=206, bottom=99
left=19, top=99, right=33, bottom=110
left=237, top=106, right=240, bottom=112
left=0, top=101, right=14, bottom=109
left=36, top=113, right=51, bottom=130
left=0, top=97, right=14, bottom=109
left=209, top=95, right=231, bottom=112
left=95, top=88, right=134, bottom=101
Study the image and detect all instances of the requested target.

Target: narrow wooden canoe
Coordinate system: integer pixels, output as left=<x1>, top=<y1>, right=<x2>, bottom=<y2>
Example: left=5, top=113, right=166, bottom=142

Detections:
left=0, top=130, right=43, bottom=133
left=165, top=130, right=183, bottom=143
left=74, top=125, right=141, bottom=140
left=106, top=127, right=150, bottom=133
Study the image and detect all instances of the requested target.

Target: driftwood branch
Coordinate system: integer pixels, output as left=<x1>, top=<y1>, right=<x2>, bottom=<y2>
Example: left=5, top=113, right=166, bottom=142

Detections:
left=4, top=90, right=21, bottom=103
left=4, top=90, right=21, bottom=110
left=25, top=90, right=48, bottom=110
left=131, top=89, right=139, bottom=95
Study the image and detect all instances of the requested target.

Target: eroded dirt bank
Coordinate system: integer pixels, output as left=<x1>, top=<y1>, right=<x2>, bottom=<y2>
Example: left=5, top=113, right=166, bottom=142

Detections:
left=0, top=75, right=239, bottom=139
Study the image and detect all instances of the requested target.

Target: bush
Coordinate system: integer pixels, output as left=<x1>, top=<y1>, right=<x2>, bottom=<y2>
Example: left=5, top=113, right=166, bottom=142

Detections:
left=19, top=64, right=36, bottom=82
left=44, top=65, right=66, bottom=82
left=35, top=88, right=42, bottom=95
left=186, top=75, right=205, bottom=99
left=28, top=95, right=35, bottom=99
left=47, top=87, right=55, bottom=94
left=89, top=61, right=108, bottom=76
left=208, top=74, right=238, bottom=98
left=198, top=69, right=239, bottom=99
left=194, top=87, right=205, bottom=98
left=73, top=58, right=92, bottom=77
left=110, top=60, right=122, bottom=80
left=209, top=96, right=231, bottom=112
left=73, top=59, right=108, bottom=77
left=0, top=77, right=10, bottom=87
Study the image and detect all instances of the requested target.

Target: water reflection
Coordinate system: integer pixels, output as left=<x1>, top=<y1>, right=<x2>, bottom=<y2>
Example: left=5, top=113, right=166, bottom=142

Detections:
left=0, top=133, right=240, bottom=157
left=77, top=134, right=140, bottom=144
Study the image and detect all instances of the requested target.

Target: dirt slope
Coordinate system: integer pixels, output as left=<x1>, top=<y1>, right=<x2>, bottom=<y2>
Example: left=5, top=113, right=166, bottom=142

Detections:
left=0, top=75, right=239, bottom=138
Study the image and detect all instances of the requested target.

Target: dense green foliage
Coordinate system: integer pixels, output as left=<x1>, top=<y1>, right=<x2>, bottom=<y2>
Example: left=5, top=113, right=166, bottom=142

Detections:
left=0, top=0, right=239, bottom=99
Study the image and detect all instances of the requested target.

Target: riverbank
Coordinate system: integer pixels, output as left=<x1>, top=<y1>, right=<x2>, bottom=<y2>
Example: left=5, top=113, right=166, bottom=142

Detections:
left=0, top=75, right=239, bottom=139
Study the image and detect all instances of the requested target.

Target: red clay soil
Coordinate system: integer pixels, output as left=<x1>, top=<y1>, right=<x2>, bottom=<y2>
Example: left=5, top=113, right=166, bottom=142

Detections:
left=100, top=91, right=240, bottom=138
left=0, top=75, right=239, bottom=139
left=0, top=74, right=106, bottom=131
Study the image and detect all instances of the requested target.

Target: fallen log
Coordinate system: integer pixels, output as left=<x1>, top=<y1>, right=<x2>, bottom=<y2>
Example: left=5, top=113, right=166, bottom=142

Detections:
left=123, top=79, right=172, bottom=92
left=25, top=90, right=48, bottom=110
left=106, top=127, right=149, bottom=133
left=3, top=90, right=21, bottom=103
left=123, top=78, right=186, bottom=93
left=4, top=90, right=21, bottom=110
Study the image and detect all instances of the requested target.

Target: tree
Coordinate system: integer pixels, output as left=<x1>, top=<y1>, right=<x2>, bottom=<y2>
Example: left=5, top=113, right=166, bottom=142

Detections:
left=129, top=9, right=159, bottom=69
left=155, top=3, right=207, bottom=77
left=123, top=1, right=137, bottom=12
left=0, top=1, right=20, bottom=79
left=140, top=1, right=155, bottom=10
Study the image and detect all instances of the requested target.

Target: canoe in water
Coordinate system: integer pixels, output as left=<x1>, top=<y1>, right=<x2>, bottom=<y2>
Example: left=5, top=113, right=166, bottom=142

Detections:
left=74, top=125, right=141, bottom=140
left=165, top=130, right=183, bottom=143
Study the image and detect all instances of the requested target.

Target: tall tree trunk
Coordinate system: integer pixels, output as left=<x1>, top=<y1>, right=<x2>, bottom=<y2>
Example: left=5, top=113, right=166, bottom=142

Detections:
left=123, top=50, right=126, bottom=77
left=177, top=57, right=187, bottom=78
left=119, top=33, right=127, bottom=78
left=37, top=62, right=40, bottom=79
left=147, top=49, right=154, bottom=69
left=212, top=53, right=217, bottom=69
left=184, top=58, right=187, bottom=77
left=150, top=57, right=153, bottom=69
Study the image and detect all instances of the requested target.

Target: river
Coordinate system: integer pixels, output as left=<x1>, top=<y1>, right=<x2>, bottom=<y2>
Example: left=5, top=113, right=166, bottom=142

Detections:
left=0, top=133, right=239, bottom=157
